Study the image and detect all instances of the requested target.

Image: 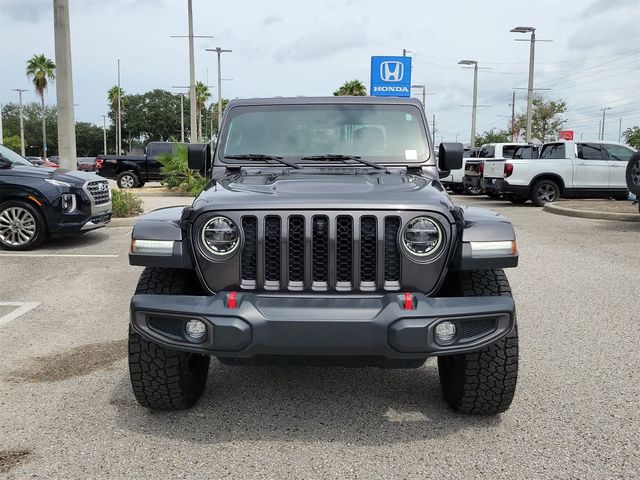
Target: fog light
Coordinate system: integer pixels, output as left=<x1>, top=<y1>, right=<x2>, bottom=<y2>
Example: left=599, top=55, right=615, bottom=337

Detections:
left=185, top=319, right=206, bottom=339
left=434, top=321, right=456, bottom=343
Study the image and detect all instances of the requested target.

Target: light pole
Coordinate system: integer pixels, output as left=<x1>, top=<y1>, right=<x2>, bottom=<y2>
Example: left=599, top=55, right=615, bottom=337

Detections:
left=12, top=89, right=28, bottom=156
left=0, top=103, right=3, bottom=143
left=100, top=115, right=108, bottom=154
left=601, top=107, right=612, bottom=140
left=411, top=84, right=426, bottom=108
left=172, top=86, right=191, bottom=142
left=205, top=47, right=232, bottom=136
left=511, top=26, right=536, bottom=142
left=459, top=60, right=479, bottom=147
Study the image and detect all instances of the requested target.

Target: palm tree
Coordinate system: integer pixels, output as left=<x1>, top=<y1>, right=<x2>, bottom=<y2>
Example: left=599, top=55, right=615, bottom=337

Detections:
left=26, top=54, right=55, bottom=159
left=195, top=81, right=211, bottom=141
left=333, top=80, right=367, bottom=96
left=108, top=86, right=125, bottom=153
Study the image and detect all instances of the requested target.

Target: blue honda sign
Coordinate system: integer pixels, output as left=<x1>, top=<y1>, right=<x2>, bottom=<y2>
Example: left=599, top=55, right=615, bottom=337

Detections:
left=370, top=56, right=412, bottom=97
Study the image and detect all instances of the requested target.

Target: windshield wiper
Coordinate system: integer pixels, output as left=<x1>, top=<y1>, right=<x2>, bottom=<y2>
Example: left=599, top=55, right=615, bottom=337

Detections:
left=300, top=154, right=386, bottom=170
left=224, top=154, right=301, bottom=169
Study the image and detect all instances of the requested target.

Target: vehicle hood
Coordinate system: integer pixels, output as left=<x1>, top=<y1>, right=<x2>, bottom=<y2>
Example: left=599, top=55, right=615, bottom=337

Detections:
left=7, top=165, right=101, bottom=184
left=192, top=170, right=456, bottom=220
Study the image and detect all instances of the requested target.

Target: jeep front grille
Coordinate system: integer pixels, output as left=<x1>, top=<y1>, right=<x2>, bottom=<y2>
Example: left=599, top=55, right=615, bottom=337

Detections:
left=86, top=180, right=110, bottom=205
left=239, top=213, right=402, bottom=292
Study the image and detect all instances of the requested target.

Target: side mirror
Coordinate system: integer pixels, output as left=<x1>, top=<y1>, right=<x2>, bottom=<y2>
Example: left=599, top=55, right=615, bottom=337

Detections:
left=187, top=143, right=211, bottom=172
left=438, top=142, right=464, bottom=171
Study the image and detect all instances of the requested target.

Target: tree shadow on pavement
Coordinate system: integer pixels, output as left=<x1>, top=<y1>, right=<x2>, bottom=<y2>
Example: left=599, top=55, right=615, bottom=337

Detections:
left=110, top=359, right=502, bottom=445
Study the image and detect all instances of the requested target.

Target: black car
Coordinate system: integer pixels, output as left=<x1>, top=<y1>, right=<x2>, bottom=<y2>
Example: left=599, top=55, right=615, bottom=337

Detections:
left=96, top=141, right=183, bottom=188
left=127, top=97, right=519, bottom=415
left=0, top=144, right=112, bottom=250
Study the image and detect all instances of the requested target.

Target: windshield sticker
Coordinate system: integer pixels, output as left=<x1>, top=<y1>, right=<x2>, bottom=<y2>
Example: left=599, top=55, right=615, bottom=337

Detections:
left=405, top=114, right=413, bottom=121
left=405, top=149, right=418, bottom=161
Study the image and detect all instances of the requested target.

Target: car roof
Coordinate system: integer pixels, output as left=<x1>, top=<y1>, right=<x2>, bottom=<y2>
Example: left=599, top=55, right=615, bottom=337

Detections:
left=543, top=140, right=633, bottom=147
left=226, top=96, right=424, bottom=108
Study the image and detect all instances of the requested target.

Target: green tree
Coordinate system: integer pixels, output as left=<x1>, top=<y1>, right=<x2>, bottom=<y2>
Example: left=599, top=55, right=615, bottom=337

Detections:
left=623, top=126, right=640, bottom=149
left=75, top=122, right=106, bottom=156
left=333, top=80, right=367, bottom=96
left=3, top=135, right=22, bottom=153
left=1, top=102, right=58, bottom=157
left=475, top=128, right=512, bottom=146
left=516, top=96, right=567, bottom=143
left=121, top=89, right=185, bottom=143
left=158, top=142, right=208, bottom=196
left=195, top=81, right=211, bottom=141
left=26, top=54, right=55, bottom=159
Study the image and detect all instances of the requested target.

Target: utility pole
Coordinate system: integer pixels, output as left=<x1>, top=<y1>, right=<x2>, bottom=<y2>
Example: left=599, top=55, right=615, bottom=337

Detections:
left=180, top=93, right=185, bottom=142
left=511, top=91, right=516, bottom=142
left=187, top=0, right=196, bottom=142
left=601, top=107, right=612, bottom=140
left=598, top=120, right=602, bottom=140
left=12, top=89, right=27, bottom=157
left=459, top=60, right=479, bottom=147
left=411, top=84, right=426, bottom=108
left=117, top=59, right=122, bottom=154
left=206, top=47, right=232, bottom=137
left=0, top=103, right=3, bottom=143
left=100, top=115, right=108, bottom=154
left=618, top=117, right=622, bottom=143
left=432, top=114, right=437, bottom=147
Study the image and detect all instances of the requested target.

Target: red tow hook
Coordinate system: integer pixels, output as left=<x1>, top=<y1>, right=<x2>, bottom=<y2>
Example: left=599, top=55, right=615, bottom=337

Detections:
left=403, top=293, right=415, bottom=310
left=227, top=291, right=238, bottom=309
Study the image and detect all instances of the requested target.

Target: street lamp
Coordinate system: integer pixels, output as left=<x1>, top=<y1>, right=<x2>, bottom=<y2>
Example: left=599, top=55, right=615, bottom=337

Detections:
left=601, top=107, right=613, bottom=140
left=459, top=60, right=479, bottom=147
left=12, top=89, right=28, bottom=156
left=100, top=115, right=108, bottom=154
left=510, top=26, right=536, bottom=142
left=205, top=47, right=232, bottom=137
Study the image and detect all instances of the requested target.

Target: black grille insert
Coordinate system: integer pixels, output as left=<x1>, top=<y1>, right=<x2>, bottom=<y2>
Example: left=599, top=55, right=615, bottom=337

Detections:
left=312, top=216, right=329, bottom=285
left=360, top=217, right=377, bottom=284
left=384, top=217, right=401, bottom=285
left=264, top=216, right=281, bottom=284
left=241, top=217, right=257, bottom=284
left=288, top=215, right=305, bottom=284
left=336, top=216, right=353, bottom=284
left=460, top=317, right=497, bottom=340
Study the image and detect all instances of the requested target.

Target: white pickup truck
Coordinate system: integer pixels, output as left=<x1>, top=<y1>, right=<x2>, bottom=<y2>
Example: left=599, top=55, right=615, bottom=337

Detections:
left=462, top=143, right=531, bottom=197
left=489, top=140, right=636, bottom=206
left=440, top=147, right=477, bottom=193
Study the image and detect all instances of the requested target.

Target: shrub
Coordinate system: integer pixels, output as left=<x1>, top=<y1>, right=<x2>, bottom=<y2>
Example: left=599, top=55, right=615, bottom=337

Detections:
left=111, top=189, right=144, bottom=217
left=158, top=142, right=208, bottom=196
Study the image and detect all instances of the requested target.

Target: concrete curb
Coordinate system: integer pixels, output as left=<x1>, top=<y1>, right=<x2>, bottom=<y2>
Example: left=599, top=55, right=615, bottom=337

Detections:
left=133, top=191, right=194, bottom=197
left=543, top=203, right=640, bottom=222
left=106, top=217, right=138, bottom=228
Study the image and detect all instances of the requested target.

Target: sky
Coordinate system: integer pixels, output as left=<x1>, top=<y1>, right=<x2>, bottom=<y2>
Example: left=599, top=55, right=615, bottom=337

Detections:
left=1, top=0, right=639, bottom=144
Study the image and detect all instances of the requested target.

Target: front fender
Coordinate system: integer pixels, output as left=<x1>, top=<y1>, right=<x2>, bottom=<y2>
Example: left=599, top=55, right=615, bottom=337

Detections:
left=128, top=206, right=193, bottom=269
left=451, top=206, right=518, bottom=270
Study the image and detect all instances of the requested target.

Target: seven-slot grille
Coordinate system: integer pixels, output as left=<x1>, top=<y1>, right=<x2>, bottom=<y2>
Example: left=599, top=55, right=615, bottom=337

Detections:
left=239, top=213, right=402, bottom=292
left=86, top=180, right=110, bottom=205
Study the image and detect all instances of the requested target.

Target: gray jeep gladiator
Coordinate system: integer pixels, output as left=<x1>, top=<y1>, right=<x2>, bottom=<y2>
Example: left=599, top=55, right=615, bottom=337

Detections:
left=127, top=97, right=519, bottom=415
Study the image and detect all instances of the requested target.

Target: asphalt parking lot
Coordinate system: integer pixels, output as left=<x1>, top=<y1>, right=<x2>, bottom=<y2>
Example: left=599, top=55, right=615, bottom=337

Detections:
left=1, top=196, right=639, bottom=479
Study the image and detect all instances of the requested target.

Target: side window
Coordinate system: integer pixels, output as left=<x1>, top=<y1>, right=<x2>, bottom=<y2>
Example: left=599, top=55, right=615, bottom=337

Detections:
left=478, top=146, right=495, bottom=158
left=502, top=145, right=518, bottom=158
left=604, top=144, right=635, bottom=162
left=577, top=143, right=604, bottom=160
left=540, top=143, right=565, bottom=159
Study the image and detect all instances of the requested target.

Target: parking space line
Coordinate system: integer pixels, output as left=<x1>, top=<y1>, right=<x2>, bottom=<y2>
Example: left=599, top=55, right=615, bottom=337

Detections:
left=0, top=302, right=41, bottom=327
left=0, top=254, right=119, bottom=258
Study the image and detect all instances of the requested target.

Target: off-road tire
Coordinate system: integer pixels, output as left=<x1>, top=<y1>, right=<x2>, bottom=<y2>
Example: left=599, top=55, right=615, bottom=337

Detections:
left=128, top=268, right=210, bottom=409
left=0, top=200, right=47, bottom=251
left=438, top=269, right=519, bottom=415
left=530, top=178, right=560, bottom=206
left=117, top=171, right=139, bottom=189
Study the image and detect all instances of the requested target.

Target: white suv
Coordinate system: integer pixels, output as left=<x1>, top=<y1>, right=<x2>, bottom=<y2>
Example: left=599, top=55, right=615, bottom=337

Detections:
left=496, top=140, right=636, bottom=206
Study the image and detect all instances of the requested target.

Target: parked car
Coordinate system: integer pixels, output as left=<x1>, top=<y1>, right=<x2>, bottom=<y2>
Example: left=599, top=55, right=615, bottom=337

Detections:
left=27, top=156, right=59, bottom=168
left=77, top=157, right=97, bottom=172
left=126, top=96, right=520, bottom=415
left=499, top=140, right=636, bottom=205
left=482, top=144, right=540, bottom=195
left=96, top=142, right=183, bottom=188
left=0, top=144, right=111, bottom=250
left=440, top=147, right=478, bottom=194
left=463, top=143, right=531, bottom=197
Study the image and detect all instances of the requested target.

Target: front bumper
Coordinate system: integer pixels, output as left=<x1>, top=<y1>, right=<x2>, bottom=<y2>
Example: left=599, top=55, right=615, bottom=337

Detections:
left=130, top=292, right=515, bottom=359
left=482, top=178, right=504, bottom=193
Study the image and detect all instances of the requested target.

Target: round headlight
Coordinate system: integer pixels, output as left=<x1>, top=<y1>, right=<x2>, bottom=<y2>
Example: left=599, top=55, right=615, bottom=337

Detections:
left=201, top=216, right=239, bottom=256
left=402, top=217, right=442, bottom=257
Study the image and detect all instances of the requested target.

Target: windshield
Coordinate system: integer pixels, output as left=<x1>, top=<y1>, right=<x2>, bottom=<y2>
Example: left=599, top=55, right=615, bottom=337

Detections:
left=220, top=104, right=430, bottom=165
left=0, top=144, right=33, bottom=167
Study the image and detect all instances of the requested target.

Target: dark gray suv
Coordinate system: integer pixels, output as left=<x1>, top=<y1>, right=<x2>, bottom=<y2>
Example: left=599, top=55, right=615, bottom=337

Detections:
left=127, top=97, right=519, bottom=414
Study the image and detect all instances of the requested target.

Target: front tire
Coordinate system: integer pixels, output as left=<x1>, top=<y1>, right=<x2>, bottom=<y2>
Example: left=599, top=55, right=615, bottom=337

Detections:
left=626, top=152, right=640, bottom=196
left=128, top=268, right=210, bottom=410
left=0, top=200, right=47, bottom=251
left=438, top=269, right=519, bottom=415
